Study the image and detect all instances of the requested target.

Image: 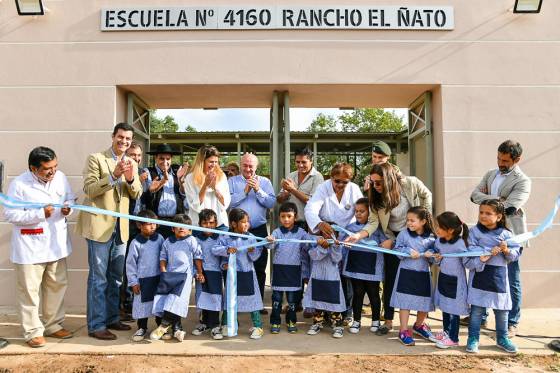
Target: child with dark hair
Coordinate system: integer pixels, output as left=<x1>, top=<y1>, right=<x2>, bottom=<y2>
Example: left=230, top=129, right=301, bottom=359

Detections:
left=191, top=209, right=225, bottom=340
left=390, top=206, right=437, bottom=346
left=213, top=208, right=265, bottom=339
left=431, top=211, right=470, bottom=349
left=464, top=200, right=521, bottom=354
left=126, top=210, right=165, bottom=342
left=266, top=202, right=324, bottom=334
left=150, top=214, right=203, bottom=342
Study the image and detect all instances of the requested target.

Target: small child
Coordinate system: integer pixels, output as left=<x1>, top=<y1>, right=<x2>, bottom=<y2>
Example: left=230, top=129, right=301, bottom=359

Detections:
left=266, top=202, right=321, bottom=334
left=192, top=209, right=225, bottom=340
left=303, top=224, right=346, bottom=338
left=464, top=200, right=521, bottom=354
left=391, top=206, right=436, bottom=346
left=432, top=211, right=470, bottom=349
left=126, top=210, right=165, bottom=342
left=213, top=208, right=265, bottom=340
left=150, top=214, right=204, bottom=342
left=339, top=197, right=385, bottom=334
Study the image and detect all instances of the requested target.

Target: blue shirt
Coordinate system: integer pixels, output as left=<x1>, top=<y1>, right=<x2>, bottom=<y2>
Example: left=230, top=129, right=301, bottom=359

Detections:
left=146, top=166, right=178, bottom=218
left=228, top=175, right=276, bottom=228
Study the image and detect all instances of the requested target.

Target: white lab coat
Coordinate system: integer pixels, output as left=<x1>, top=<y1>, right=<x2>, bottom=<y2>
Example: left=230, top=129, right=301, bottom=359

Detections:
left=4, top=171, right=76, bottom=264
left=304, top=179, right=363, bottom=233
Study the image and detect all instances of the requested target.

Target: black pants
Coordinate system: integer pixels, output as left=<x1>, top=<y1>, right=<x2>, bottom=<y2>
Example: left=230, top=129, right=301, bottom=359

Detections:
left=341, top=275, right=353, bottom=318
left=249, top=224, right=269, bottom=302
left=137, top=316, right=162, bottom=330
left=351, top=278, right=381, bottom=322
left=383, top=253, right=400, bottom=321
left=161, top=311, right=183, bottom=331
left=202, top=310, right=220, bottom=329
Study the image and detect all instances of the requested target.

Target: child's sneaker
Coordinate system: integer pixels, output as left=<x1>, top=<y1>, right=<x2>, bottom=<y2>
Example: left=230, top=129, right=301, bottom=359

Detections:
left=211, top=327, right=223, bottom=340
left=174, top=329, right=186, bottom=342
left=150, top=324, right=170, bottom=340
left=466, top=336, right=479, bottom=353
left=131, top=328, right=147, bottom=342
left=430, top=330, right=448, bottom=343
left=412, top=323, right=434, bottom=341
left=161, top=331, right=173, bottom=340
left=249, top=327, right=264, bottom=340
left=369, top=320, right=380, bottom=333
left=191, top=323, right=209, bottom=336
left=398, top=330, right=415, bottom=346
left=343, top=316, right=353, bottom=326
left=436, top=335, right=459, bottom=349
left=332, top=326, right=344, bottom=338
left=270, top=324, right=281, bottom=334
left=307, top=323, right=322, bottom=335
left=497, top=337, right=518, bottom=354
left=287, top=322, right=298, bottom=334
left=349, top=321, right=361, bottom=334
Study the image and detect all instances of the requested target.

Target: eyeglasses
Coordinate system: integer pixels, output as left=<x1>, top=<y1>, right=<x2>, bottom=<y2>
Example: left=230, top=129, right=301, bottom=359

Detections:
left=333, top=179, right=349, bottom=185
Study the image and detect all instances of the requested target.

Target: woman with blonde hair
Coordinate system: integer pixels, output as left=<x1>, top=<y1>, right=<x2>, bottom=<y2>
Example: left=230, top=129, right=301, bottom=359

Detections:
left=183, top=145, right=230, bottom=226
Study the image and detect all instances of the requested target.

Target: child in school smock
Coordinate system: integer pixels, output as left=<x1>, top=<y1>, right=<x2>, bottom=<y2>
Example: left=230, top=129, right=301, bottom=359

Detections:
left=434, top=237, right=469, bottom=316
left=340, top=223, right=385, bottom=283
left=195, top=232, right=224, bottom=314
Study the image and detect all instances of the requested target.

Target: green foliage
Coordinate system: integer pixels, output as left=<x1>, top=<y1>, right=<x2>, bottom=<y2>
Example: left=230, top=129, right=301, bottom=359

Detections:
left=340, top=108, right=406, bottom=132
left=149, top=110, right=196, bottom=133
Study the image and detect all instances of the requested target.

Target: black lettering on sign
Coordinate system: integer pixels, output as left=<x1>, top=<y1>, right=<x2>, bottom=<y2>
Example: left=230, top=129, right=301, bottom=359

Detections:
left=260, top=9, right=271, bottom=25
left=283, top=9, right=294, bottom=27
left=246, top=9, right=257, bottom=26
left=435, top=10, right=446, bottom=27
left=369, top=9, right=378, bottom=27
left=310, top=9, right=321, bottom=26
left=105, top=10, right=115, bottom=28
left=350, top=9, right=362, bottom=27
left=398, top=7, right=409, bottom=27
left=224, top=10, right=235, bottom=26
left=411, top=9, right=424, bottom=27
left=196, top=9, right=207, bottom=26
left=381, top=9, right=390, bottom=27
left=128, top=10, right=139, bottom=27
left=116, top=10, right=126, bottom=28
left=423, top=9, right=433, bottom=27
left=140, top=10, right=152, bottom=27
left=297, top=9, right=309, bottom=27
left=177, top=9, right=188, bottom=27
left=154, top=9, right=164, bottom=27
left=324, top=9, right=334, bottom=26
left=166, top=9, right=175, bottom=27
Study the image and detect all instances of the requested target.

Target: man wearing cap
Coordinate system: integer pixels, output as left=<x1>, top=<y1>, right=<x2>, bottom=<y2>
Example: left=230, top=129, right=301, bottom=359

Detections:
left=144, top=143, right=188, bottom=238
left=363, top=140, right=400, bottom=192
left=76, top=122, right=143, bottom=340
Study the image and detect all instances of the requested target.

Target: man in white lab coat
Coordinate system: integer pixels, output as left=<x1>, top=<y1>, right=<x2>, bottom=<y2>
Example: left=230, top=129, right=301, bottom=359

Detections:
left=4, top=147, right=76, bottom=348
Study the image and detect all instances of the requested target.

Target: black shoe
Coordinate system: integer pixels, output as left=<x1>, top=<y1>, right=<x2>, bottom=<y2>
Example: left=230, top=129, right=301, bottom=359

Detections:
left=0, top=338, right=8, bottom=349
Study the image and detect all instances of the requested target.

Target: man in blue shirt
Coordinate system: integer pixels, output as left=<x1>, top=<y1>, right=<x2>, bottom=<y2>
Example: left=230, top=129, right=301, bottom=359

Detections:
left=228, top=153, right=276, bottom=313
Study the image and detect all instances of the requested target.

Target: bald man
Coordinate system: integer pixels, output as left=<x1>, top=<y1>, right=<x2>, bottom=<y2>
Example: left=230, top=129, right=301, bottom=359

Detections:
left=228, top=153, right=276, bottom=314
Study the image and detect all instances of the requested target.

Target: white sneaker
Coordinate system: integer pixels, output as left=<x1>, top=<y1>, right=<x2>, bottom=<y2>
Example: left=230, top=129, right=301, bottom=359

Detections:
left=369, top=320, right=381, bottom=333
left=131, top=328, right=147, bottom=342
left=349, top=321, right=361, bottom=334
left=191, top=323, right=209, bottom=336
left=249, top=327, right=264, bottom=340
left=211, top=326, right=223, bottom=340
left=332, top=326, right=344, bottom=338
left=307, top=323, right=322, bottom=335
left=174, top=330, right=186, bottom=342
left=150, top=325, right=170, bottom=340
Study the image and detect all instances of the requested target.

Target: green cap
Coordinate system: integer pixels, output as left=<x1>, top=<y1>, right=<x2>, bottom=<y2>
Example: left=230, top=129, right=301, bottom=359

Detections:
left=371, top=140, right=391, bottom=156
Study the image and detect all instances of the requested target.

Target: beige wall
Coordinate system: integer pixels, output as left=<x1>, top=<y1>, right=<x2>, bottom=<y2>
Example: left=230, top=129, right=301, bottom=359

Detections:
left=0, top=0, right=559, bottom=309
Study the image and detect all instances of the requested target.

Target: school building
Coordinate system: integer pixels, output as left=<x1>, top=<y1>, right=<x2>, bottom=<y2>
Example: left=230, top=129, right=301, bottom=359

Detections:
left=0, top=0, right=558, bottom=309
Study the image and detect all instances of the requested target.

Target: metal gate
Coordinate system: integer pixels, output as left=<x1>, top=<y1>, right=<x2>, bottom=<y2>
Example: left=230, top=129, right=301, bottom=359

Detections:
left=408, top=92, right=434, bottom=193
left=127, top=93, right=151, bottom=166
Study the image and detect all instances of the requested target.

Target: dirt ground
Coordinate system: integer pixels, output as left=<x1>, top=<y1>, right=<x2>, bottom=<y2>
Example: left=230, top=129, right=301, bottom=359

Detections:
left=0, top=354, right=558, bottom=373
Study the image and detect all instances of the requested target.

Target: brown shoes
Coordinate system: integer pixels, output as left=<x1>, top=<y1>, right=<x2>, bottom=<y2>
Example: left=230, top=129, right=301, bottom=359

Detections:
left=26, top=336, right=46, bottom=348
left=88, top=329, right=117, bottom=340
left=107, top=322, right=132, bottom=331
left=48, top=329, right=73, bottom=339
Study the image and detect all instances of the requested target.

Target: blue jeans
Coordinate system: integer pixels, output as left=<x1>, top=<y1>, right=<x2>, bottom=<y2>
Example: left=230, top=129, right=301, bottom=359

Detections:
left=468, top=305, right=508, bottom=340
left=442, top=312, right=460, bottom=343
left=86, top=234, right=126, bottom=333
left=508, top=259, right=522, bottom=326
left=271, top=290, right=300, bottom=325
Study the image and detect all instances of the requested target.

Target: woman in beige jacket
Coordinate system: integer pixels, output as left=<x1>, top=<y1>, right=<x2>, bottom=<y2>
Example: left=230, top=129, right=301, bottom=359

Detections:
left=346, top=163, right=432, bottom=334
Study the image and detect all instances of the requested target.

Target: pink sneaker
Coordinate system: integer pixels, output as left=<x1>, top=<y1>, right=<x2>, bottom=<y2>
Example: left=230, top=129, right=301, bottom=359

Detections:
left=430, top=331, right=448, bottom=343
left=436, top=335, right=459, bottom=349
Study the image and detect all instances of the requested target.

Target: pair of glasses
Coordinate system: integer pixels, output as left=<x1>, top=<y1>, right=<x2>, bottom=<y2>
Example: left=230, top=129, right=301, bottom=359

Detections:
left=333, top=179, right=349, bottom=185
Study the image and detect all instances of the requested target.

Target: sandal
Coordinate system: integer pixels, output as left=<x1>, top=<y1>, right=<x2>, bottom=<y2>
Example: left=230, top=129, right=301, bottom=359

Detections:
left=375, top=324, right=391, bottom=335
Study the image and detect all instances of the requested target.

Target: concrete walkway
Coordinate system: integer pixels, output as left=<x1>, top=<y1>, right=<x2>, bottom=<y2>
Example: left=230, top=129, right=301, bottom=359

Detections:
left=0, top=293, right=558, bottom=356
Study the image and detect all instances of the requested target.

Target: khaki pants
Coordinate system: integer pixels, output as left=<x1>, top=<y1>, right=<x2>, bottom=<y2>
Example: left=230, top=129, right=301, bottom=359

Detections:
left=15, top=258, right=68, bottom=341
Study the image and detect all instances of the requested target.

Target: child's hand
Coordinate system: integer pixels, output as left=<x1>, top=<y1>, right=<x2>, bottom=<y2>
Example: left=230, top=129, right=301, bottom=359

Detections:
left=491, top=246, right=501, bottom=256
left=248, top=247, right=255, bottom=253
left=227, top=247, right=237, bottom=254
left=223, top=264, right=229, bottom=271
left=499, top=241, right=510, bottom=255
left=433, top=253, right=443, bottom=261
left=317, top=237, right=329, bottom=248
left=266, top=235, right=275, bottom=243
left=410, top=249, right=420, bottom=259
left=480, top=255, right=491, bottom=263
left=424, top=251, right=434, bottom=258
left=132, top=284, right=140, bottom=295
left=195, top=273, right=205, bottom=283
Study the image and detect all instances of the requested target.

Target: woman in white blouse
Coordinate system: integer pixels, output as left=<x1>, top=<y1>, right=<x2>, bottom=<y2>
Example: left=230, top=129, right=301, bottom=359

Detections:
left=183, top=145, right=231, bottom=227
left=305, top=162, right=363, bottom=237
